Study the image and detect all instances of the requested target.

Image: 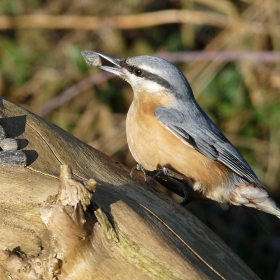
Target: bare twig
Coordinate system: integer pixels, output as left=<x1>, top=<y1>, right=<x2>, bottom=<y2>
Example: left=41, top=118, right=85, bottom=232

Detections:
left=157, top=51, right=280, bottom=62
left=35, top=72, right=113, bottom=117
left=0, top=10, right=279, bottom=36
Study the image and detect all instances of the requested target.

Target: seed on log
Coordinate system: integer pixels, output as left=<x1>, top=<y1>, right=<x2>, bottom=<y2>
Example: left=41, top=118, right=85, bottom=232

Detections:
left=0, top=125, right=5, bottom=140
left=0, top=138, right=18, bottom=151
left=0, top=150, right=27, bottom=168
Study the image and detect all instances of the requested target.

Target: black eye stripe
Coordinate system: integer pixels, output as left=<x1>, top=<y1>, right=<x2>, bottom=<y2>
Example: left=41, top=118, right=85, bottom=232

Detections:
left=120, top=60, right=172, bottom=89
left=120, top=60, right=138, bottom=74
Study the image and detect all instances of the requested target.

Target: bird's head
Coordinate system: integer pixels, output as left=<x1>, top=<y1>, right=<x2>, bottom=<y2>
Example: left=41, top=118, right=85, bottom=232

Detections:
left=81, top=51, right=194, bottom=101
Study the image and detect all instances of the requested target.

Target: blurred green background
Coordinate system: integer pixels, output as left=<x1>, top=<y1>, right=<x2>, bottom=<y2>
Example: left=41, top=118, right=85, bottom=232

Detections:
left=0, top=0, right=280, bottom=279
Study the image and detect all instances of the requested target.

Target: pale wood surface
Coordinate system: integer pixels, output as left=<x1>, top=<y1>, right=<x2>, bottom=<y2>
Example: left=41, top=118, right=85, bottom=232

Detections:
left=0, top=97, right=259, bottom=279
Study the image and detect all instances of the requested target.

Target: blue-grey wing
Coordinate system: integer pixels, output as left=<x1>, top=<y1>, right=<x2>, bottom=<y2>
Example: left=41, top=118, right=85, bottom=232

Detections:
left=155, top=105, right=263, bottom=187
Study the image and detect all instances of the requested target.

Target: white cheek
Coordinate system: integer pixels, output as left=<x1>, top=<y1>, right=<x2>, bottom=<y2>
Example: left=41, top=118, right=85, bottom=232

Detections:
left=138, top=79, right=165, bottom=93
left=125, top=72, right=165, bottom=93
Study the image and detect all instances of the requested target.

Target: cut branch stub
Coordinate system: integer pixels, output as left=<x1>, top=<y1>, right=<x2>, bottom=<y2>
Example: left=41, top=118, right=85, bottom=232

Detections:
left=0, top=165, right=97, bottom=280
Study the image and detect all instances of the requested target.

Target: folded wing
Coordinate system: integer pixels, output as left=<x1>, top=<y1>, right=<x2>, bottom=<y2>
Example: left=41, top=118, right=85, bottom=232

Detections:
left=155, top=104, right=264, bottom=188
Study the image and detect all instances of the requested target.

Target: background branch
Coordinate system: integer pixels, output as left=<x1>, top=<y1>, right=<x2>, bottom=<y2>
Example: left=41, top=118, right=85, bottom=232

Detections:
left=0, top=10, right=279, bottom=37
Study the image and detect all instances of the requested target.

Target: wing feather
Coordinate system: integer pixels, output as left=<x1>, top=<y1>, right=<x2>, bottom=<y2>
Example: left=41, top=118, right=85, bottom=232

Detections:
left=155, top=105, right=263, bottom=187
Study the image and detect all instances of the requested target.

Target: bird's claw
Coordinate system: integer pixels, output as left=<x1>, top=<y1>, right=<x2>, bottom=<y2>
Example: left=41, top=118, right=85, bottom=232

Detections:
left=130, top=163, right=148, bottom=181
left=130, top=164, right=188, bottom=206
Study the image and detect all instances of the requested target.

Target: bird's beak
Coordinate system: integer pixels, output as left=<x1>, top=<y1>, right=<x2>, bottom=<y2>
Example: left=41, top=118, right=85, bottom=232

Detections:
left=81, top=51, right=123, bottom=76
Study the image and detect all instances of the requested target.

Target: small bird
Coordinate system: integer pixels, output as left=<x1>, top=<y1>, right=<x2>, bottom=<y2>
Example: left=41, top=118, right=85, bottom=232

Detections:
left=81, top=51, right=280, bottom=219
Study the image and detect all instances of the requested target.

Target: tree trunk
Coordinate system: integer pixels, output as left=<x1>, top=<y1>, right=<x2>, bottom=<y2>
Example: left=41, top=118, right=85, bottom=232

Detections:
left=0, top=96, right=259, bottom=280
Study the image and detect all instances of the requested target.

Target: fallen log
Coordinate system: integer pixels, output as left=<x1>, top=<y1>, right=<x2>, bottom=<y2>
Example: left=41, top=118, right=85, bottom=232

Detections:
left=0, top=96, right=259, bottom=279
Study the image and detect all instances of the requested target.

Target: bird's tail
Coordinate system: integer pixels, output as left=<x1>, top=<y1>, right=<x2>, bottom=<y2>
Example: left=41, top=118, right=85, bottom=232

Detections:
left=230, top=184, right=280, bottom=219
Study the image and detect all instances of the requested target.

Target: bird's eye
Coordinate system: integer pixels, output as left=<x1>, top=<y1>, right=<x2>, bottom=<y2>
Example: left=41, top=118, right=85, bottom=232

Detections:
left=133, top=68, right=143, bottom=77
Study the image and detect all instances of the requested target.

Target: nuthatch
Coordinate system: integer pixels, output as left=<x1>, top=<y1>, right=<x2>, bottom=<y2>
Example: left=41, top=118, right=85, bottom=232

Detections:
left=82, top=51, right=280, bottom=219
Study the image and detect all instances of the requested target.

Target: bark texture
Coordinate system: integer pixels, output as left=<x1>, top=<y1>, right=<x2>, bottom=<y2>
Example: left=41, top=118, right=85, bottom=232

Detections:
left=0, top=96, right=259, bottom=280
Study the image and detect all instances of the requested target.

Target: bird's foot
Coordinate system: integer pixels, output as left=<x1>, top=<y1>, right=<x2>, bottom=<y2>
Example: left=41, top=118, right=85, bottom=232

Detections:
left=130, top=164, right=188, bottom=206
left=130, top=163, right=162, bottom=191
left=130, top=163, right=148, bottom=181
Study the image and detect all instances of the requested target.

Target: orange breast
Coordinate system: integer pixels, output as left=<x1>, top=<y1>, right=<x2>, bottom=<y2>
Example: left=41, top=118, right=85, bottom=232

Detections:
left=126, top=91, right=232, bottom=199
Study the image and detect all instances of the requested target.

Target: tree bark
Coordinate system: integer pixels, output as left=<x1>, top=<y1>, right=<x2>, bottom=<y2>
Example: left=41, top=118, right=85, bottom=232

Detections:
left=0, top=96, right=259, bottom=280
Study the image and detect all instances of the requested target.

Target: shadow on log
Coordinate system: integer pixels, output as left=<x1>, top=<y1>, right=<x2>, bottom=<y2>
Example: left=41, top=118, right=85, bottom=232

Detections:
left=0, top=96, right=259, bottom=279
